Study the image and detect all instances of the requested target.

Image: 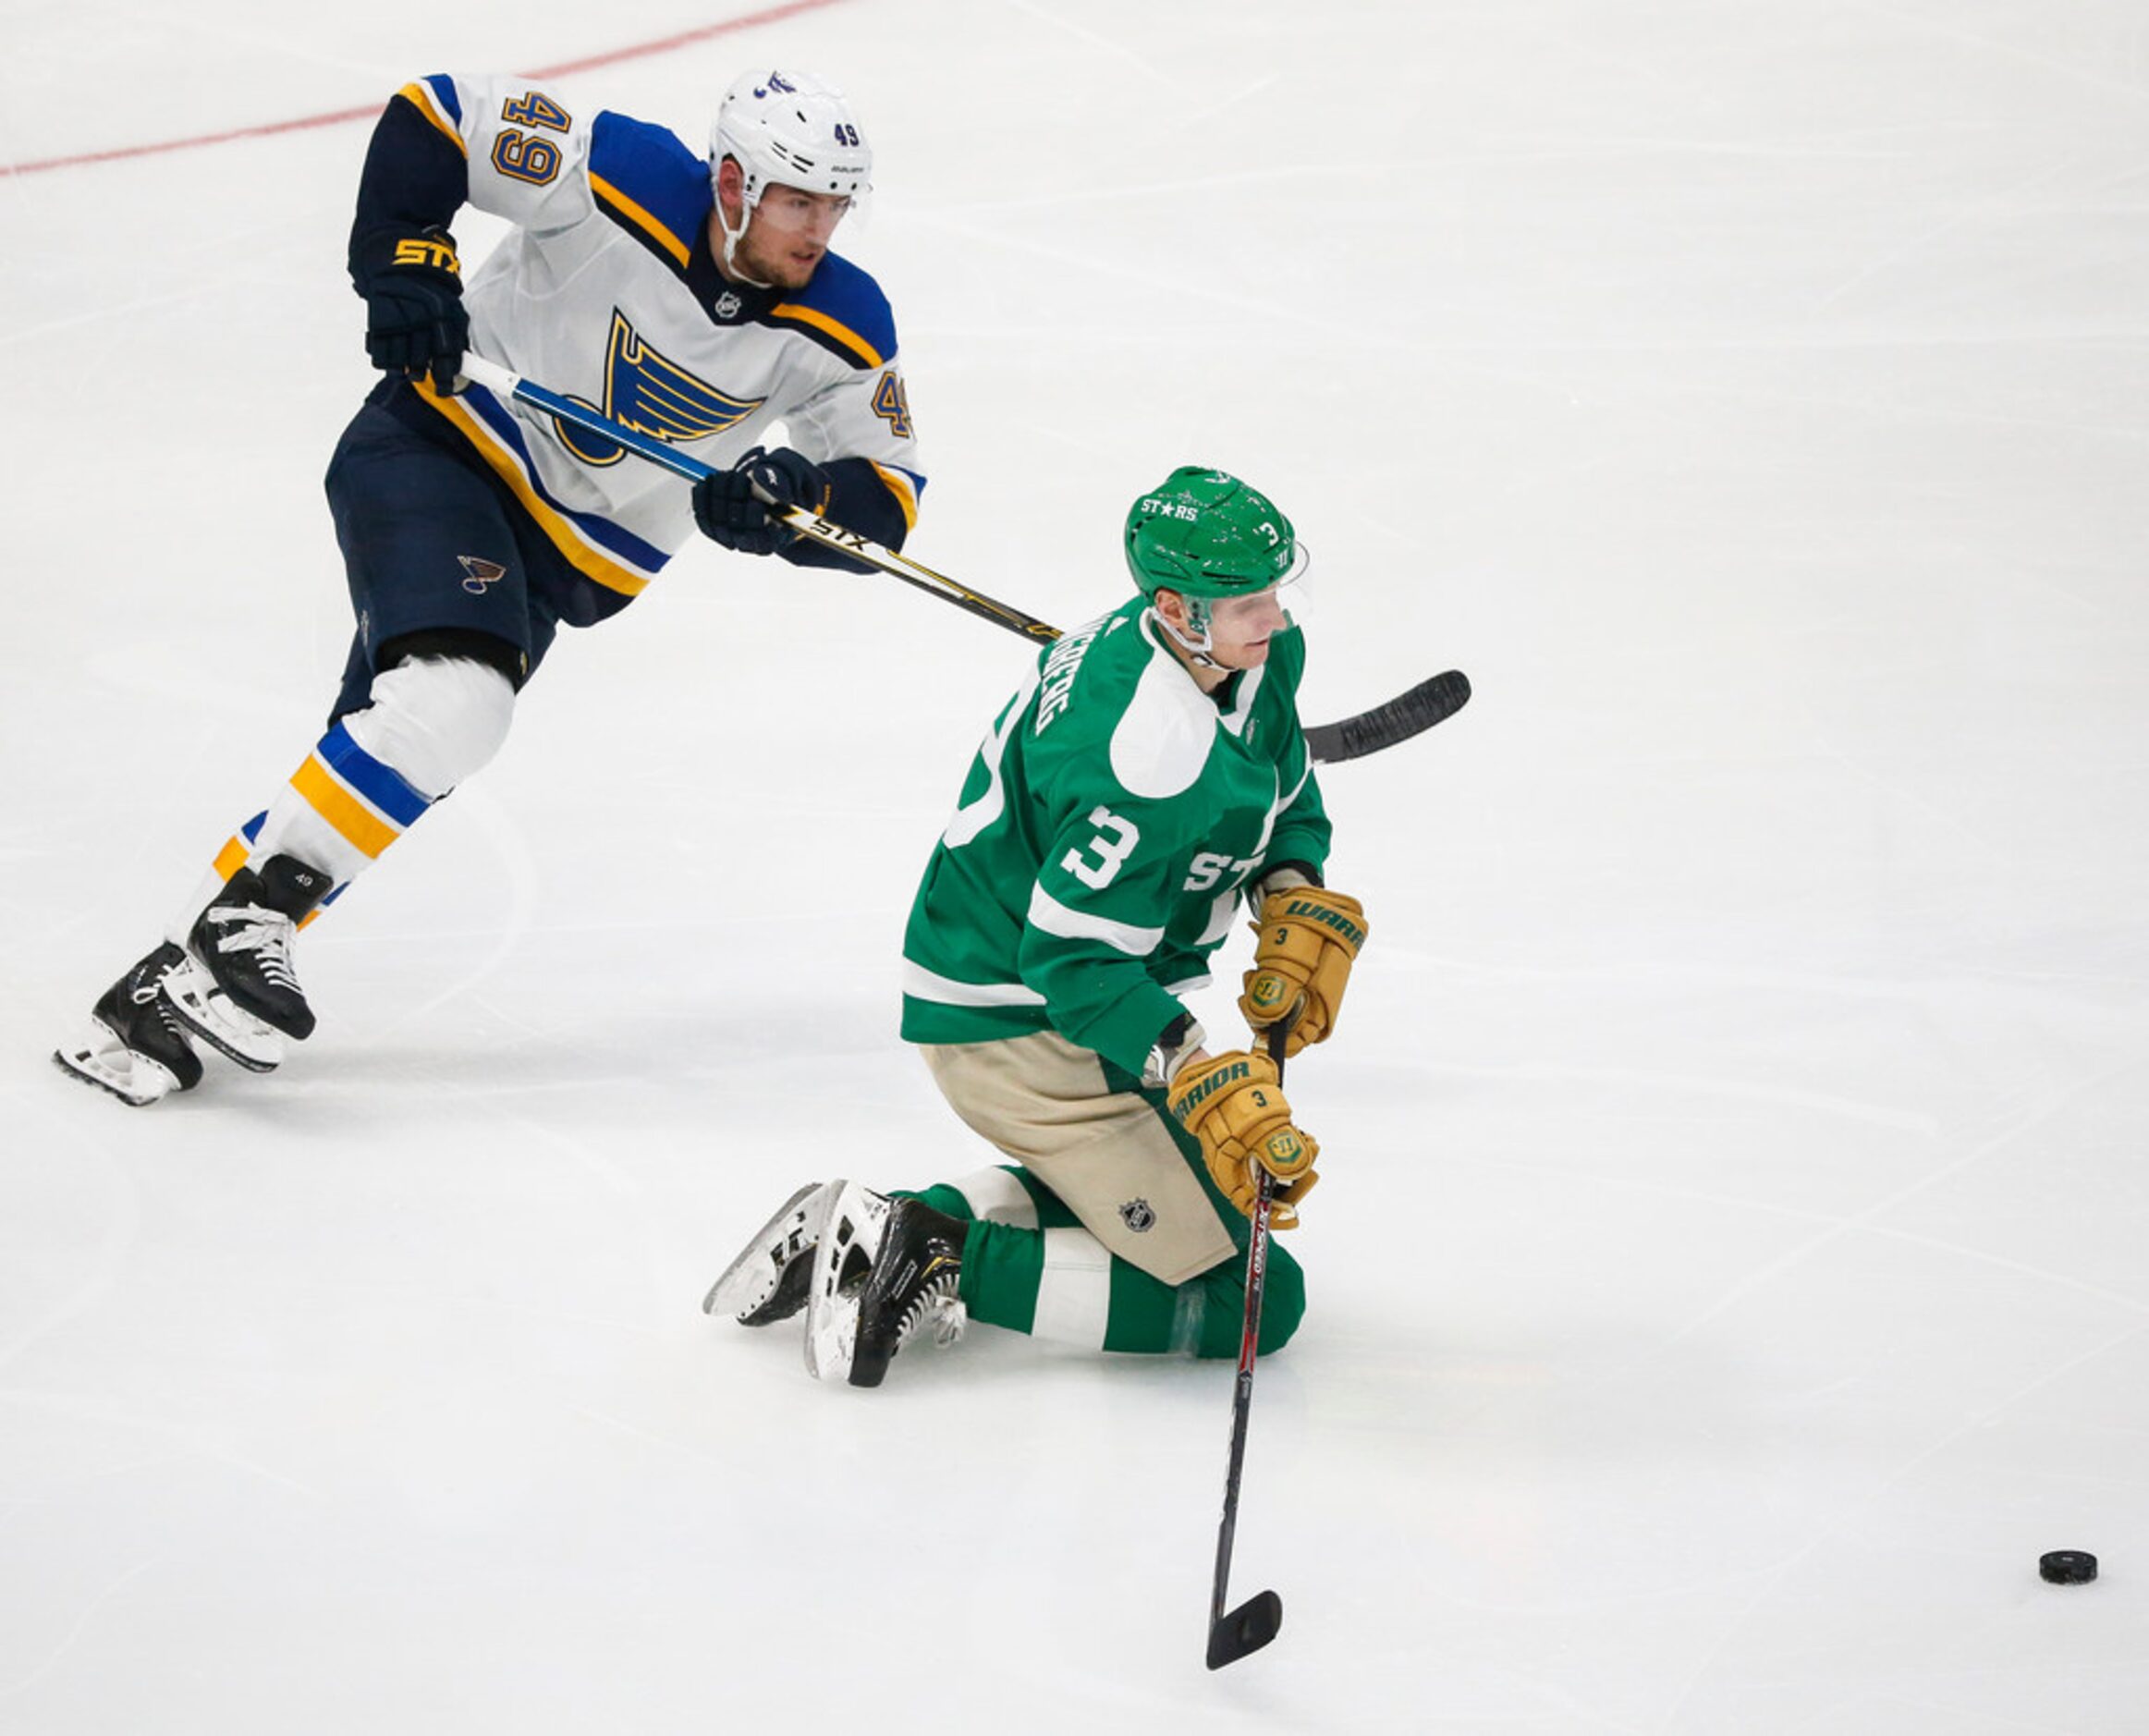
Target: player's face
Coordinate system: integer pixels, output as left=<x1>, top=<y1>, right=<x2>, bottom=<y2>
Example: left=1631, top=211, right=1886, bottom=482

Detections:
left=733, top=184, right=851, bottom=287
left=1201, top=586, right=1289, bottom=669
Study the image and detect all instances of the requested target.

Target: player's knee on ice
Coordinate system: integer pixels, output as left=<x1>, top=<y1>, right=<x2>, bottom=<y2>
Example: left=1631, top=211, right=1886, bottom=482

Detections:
left=1191, top=1241, right=1305, bottom=1360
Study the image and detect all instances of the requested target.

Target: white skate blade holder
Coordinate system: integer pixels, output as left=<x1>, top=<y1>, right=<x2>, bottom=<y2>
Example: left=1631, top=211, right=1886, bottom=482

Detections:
left=164, top=956, right=287, bottom=1073
left=803, top=1181, right=890, bottom=1383
left=53, top=1017, right=183, bottom=1106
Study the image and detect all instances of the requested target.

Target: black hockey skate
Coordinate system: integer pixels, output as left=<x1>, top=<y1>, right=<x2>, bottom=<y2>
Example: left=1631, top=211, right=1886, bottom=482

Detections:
left=703, top=1181, right=837, bottom=1326
left=805, top=1182, right=967, bottom=1388
left=52, top=942, right=205, bottom=1107
left=180, top=853, right=331, bottom=1045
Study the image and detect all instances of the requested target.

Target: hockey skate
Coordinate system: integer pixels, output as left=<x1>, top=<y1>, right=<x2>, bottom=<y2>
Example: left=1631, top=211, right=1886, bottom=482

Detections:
left=170, top=853, right=331, bottom=1065
left=804, top=1181, right=967, bottom=1388
left=52, top=942, right=205, bottom=1106
left=703, top=1181, right=838, bottom=1326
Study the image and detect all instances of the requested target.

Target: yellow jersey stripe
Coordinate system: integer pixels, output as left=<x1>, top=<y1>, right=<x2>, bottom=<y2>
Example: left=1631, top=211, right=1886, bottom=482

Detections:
left=418, top=385, right=652, bottom=598
left=398, top=81, right=467, bottom=154
left=592, top=173, right=691, bottom=269
left=769, top=301, right=884, bottom=368
left=872, top=462, right=919, bottom=531
left=292, top=754, right=400, bottom=860
left=211, top=834, right=250, bottom=883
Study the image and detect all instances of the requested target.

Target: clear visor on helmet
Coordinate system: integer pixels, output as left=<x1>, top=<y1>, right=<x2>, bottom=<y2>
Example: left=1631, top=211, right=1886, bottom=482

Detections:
left=748, top=179, right=858, bottom=237
left=1178, top=540, right=1311, bottom=636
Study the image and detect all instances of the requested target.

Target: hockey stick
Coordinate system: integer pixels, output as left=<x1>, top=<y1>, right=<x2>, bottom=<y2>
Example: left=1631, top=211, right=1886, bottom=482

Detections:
left=1205, top=1016, right=1297, bottom=1670
left=454, top=354, right=1058, bottom=642
left=1302, top=668, right=1471, bottom=764
left=455, top=355, right=1471, bottom=764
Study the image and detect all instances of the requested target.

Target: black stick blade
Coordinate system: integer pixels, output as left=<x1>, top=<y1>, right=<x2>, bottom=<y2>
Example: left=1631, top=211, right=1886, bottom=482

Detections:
left=1304, top=669, right=1471, bottom=765
left=1206, top=1589, right=1283, bottom=1669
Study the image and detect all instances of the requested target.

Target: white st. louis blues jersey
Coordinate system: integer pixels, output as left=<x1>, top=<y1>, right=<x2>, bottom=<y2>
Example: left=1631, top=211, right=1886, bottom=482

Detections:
left=367, top=74, right=925, bottom=618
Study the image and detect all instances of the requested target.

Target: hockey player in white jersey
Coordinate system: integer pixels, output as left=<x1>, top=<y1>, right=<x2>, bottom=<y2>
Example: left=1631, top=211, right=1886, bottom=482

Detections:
left=54, top=68, right=925, bottom=1106
left=705, top=468, right=1370, bottom=1387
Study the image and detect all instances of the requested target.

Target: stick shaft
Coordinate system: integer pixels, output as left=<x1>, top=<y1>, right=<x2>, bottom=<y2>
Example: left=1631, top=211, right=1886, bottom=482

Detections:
left=455, top=354, right=1059, bottom=642
left=1208, top=1021, right=1289, bottom=1628
left=458, top=352, right=710, bottom=481
left=457, top=355, right=1465, bottom=771
left=1209, top=1175, right=1274, bottom=1623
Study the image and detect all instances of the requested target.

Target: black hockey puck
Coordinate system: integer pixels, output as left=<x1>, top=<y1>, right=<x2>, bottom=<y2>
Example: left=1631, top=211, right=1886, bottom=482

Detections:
left=2039, top=1550, right=2097, bottom=1584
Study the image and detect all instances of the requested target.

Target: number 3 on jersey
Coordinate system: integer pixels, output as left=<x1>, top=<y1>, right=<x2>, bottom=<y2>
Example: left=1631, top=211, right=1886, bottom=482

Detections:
left=1061, top=806, right=1140, bottom=888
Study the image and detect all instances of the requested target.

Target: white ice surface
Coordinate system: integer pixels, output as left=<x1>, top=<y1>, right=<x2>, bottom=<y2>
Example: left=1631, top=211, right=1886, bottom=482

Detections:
left=5, top=3, right=2148, bottom=1731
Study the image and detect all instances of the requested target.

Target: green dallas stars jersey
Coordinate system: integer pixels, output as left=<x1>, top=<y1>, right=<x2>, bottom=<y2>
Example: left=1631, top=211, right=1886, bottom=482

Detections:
left=900, top=596, right=1332, bottom=1077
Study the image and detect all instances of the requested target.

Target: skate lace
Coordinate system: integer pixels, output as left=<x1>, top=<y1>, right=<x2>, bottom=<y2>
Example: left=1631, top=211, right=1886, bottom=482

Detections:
left=897, top=1270, right=966, bottom=1351
left=211, top=904, right=301, bottom=991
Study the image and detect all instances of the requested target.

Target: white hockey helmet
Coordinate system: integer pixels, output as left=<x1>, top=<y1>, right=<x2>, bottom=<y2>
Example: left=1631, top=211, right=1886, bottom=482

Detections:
left=709, top=69, right=873, bottom=212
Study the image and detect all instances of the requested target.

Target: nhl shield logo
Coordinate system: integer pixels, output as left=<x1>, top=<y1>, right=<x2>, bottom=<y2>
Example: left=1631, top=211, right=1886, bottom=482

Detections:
left=1119, top=1198, right=1156, bottom=1233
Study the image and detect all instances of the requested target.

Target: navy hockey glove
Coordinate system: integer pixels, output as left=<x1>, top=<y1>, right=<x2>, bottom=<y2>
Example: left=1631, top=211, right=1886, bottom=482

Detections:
left=692, top=446, right=832, bottom=556
left=353, top=226, right=468, bottom=394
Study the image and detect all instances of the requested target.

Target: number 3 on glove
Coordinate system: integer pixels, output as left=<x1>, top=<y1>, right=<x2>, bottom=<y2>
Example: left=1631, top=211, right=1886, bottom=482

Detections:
left=1239, top=887, right=1368, bottom=1057
left=1168, top=1051, right=1320, bottom=1230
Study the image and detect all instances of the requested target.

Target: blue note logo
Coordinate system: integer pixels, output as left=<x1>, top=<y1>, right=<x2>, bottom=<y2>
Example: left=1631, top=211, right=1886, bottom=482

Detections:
left=553, top=311, right=764, bottom=467
left=458, top=556, right=507, bottom=594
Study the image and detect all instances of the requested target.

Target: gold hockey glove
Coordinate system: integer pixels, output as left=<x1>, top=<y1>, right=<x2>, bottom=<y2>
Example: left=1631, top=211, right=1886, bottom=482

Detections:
left=1239, top=887, right=1368, bottom=1057
left=1167, top=1050, right=1320, bottom=1230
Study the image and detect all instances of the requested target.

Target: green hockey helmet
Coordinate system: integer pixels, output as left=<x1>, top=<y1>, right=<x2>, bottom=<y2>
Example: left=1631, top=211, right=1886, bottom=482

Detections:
left=1123, top=467, right=1303, bottom=615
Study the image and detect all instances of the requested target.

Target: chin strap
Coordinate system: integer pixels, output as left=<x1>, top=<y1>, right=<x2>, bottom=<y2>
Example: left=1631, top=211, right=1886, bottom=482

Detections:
left=1147, top=604, right=1223, bottom=671
left=712, top=194, right=773, bottom=288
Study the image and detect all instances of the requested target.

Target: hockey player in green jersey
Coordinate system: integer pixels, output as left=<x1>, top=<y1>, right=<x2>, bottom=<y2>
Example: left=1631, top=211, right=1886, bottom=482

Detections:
left=706, top=467, right=1371, bottom=1387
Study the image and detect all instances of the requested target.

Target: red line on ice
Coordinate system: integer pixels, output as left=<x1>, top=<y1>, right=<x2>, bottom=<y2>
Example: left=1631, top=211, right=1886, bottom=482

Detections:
left=0, top=0, right=849, bottom=178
